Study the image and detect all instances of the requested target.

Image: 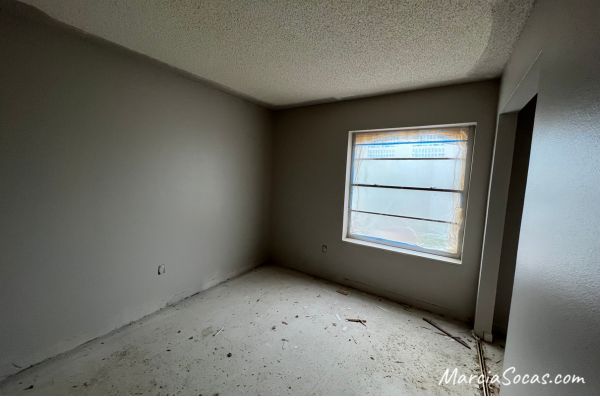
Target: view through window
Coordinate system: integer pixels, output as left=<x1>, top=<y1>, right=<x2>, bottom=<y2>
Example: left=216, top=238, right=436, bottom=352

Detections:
left=343, top=124, right=474, bottom=259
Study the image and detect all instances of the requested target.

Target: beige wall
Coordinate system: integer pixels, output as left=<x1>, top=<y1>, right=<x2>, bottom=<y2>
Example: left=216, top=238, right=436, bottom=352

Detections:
left=0, top=6, right=271, bottom=380
left=270, top=81, right=499, bottom=321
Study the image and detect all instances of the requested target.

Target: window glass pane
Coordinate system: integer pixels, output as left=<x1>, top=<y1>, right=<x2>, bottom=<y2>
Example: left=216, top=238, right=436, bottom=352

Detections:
left=349, top=211, right=460, bottom=255
left=352, top=159, right=465, bottom=190
left=351, top=186, right=462, bottom=223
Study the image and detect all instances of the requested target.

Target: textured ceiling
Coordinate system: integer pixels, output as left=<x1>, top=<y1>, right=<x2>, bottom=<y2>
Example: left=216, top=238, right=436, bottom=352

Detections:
left=20, top=0, right=534, bottom=107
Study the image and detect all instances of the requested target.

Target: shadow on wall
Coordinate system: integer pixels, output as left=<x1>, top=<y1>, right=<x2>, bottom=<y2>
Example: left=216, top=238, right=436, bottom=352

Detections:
left=493, top=96, right=536, bottom=336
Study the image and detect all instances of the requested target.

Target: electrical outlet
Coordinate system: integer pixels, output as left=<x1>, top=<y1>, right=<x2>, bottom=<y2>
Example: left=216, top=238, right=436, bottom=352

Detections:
left=158, top=264, right=166, bottom=275
left=321, top=244, right=328, bottom=253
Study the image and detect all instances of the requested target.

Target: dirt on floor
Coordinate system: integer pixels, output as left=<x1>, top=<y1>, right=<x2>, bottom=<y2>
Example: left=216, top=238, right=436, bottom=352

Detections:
left=0, top=265, right=503, bottom=395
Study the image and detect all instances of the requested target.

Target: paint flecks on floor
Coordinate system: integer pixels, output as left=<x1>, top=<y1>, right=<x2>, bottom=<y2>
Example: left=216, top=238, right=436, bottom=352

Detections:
left=0, top=265, right=503, bottom=395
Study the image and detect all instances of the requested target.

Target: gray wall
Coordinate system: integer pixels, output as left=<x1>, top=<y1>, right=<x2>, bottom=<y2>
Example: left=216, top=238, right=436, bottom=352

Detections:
left=500, top=0, right=600, bottom=394
left=270, top=81, right=499, bottom=321
left=0, top=6, right=271, bottom=380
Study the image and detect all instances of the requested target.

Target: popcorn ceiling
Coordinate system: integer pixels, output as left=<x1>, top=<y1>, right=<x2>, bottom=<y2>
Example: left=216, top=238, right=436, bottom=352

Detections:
left=21, top=0, right=534, bottom=107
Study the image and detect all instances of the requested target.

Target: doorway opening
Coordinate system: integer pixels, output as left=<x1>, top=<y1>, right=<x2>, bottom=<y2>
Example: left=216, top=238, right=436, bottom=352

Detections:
left=493, top=95, right=537, bottom=336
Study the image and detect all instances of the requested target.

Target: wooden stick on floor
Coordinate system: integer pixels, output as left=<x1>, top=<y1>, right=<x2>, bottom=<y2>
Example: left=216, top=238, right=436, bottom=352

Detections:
left=422, top=317, right=471, bottom=349
left=476, top=336, right=490, bottom=396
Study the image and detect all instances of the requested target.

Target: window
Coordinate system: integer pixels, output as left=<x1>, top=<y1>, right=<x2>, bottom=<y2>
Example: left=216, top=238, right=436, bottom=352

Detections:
left=342, top=124, right=475, bottom=261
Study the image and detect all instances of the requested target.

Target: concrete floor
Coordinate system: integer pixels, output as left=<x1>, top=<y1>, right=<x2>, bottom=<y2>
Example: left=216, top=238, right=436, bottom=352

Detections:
left=0, top=265, right=503, bottom=395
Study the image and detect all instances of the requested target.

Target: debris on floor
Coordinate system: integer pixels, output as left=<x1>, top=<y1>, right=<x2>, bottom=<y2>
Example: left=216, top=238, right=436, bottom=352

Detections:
left=475, top=336, right=491, bottom=396
left=0, top=266, right=503, bottom=396
left=336, top=289, right=349, bottom=296
left=422, top=317, right=471, bottom=349
left=213, top=327, right=224, bottom=337
left=346, top=318, right=367, bottom=327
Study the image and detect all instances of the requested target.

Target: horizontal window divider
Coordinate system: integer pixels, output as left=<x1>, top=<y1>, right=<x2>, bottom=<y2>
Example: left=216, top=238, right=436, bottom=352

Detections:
left=351, top=183, right=462, bottom=193
left=354, top=157, right=462, bottom=161
left=351, top=209, right=457, bottom=225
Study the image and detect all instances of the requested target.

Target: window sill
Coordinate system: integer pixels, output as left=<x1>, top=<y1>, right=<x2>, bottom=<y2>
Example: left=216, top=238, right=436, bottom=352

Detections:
left=342, top=236, right=462, bottom=265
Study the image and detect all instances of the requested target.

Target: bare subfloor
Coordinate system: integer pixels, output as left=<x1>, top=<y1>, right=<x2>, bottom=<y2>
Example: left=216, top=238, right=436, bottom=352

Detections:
left=0, top=266, right=503, bottom=395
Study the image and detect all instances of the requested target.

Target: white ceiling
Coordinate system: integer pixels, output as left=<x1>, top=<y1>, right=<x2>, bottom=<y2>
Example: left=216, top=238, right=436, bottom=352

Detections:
left=21, top=0, right=534, bottom=108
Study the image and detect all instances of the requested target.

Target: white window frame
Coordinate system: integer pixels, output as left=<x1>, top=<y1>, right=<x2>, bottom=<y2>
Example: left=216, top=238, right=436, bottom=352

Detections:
left=341, top=123, right=476, bottom=264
